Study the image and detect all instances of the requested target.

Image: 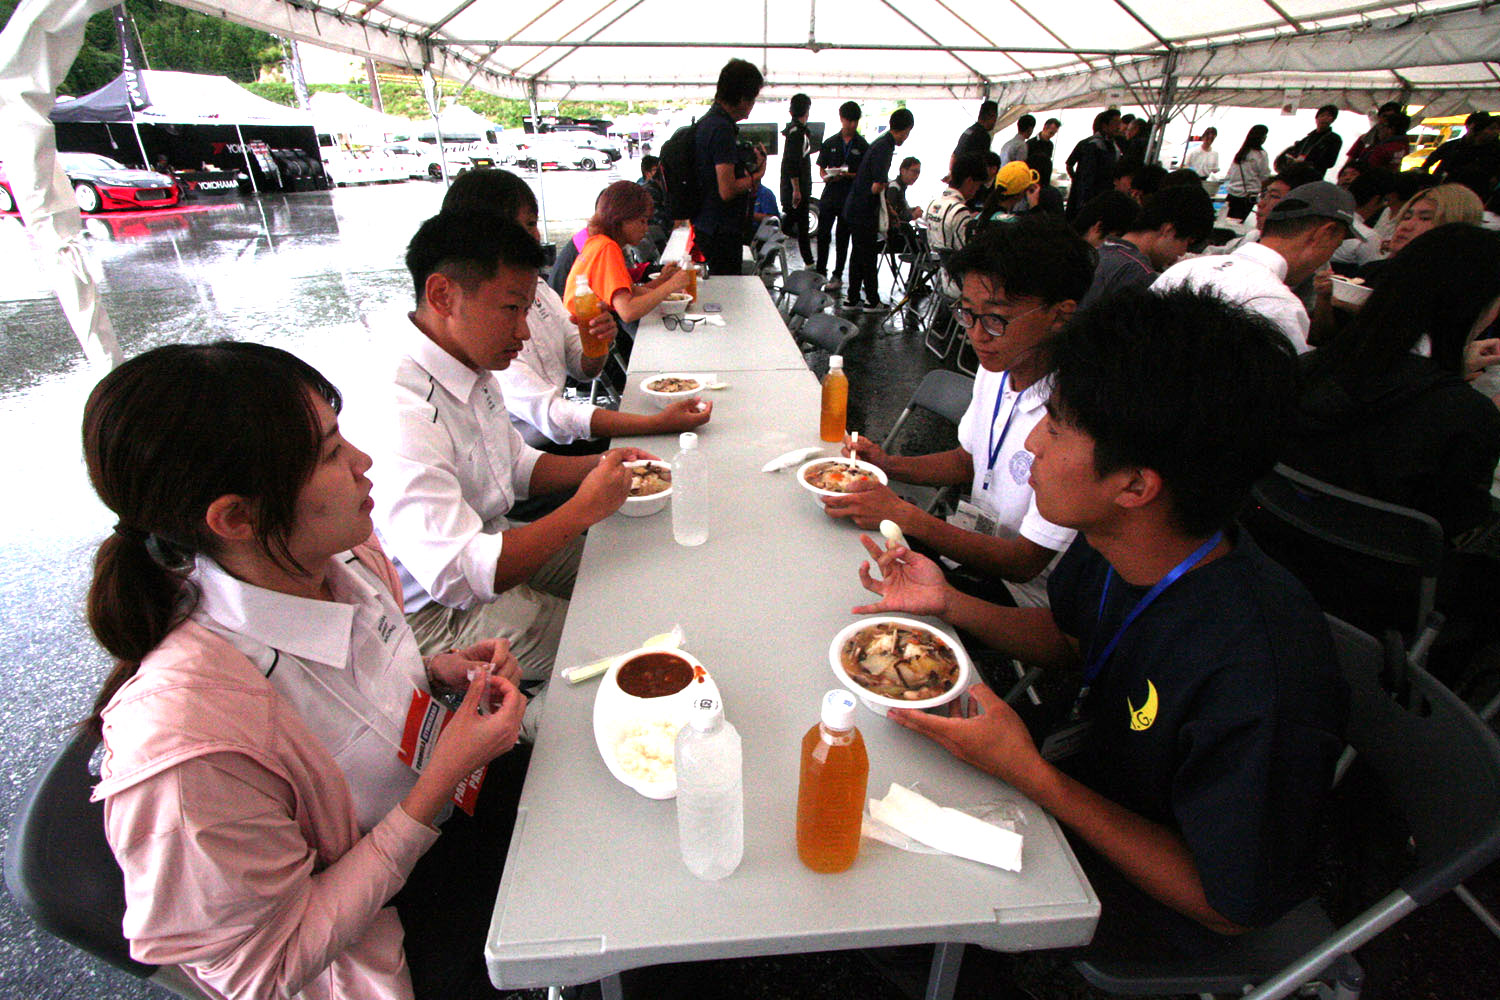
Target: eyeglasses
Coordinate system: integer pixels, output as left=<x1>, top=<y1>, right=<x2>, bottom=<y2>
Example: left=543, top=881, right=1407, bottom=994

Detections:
left=953, top=302, right=1046, bottom=337
left=662, top=314, right=702, bottom=331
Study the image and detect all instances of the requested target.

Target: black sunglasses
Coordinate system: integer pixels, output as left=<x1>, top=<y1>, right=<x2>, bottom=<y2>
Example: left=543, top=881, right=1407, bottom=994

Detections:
left=662, top=314, right=702, bottom=331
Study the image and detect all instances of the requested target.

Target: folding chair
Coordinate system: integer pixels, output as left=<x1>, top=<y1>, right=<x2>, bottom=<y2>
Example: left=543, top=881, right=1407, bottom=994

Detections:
left=787, top=288, right=833, bottom=334
left=922, top=287, right=964, bottom=363
left=756, top=238, right=789, bottom=291
left=4, top=727, right=212, bottom=998
left=1075, top=615, right=1500, bottom=999
left=775, top=268, right=826, bottom=315
left=878, top=369, right=975, bottom=517
left=1244, top=463, right=1445, bottom=650
left=751, top=217, right=782, bottom=255
left=796, top=313, right=859, bottom=356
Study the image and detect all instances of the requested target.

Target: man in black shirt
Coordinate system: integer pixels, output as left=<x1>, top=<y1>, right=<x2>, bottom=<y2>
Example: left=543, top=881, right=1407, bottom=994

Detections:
left=1276, top=104, right=1344, bottom=179
left=691, top=58, right=767, bottom=277
left=1026, top=118, right=1061, bottom=181
left=1065, top=109, right=1122, bottom=220
left=855, top=285, right=1347, bottom=960
left=815, top=101, right=868, bottom=291
left=779, top=92, right=815, bottom=264
left=950, top=99, right=998, bottom=176
left=843, top=108, right=914, bottom=311
left=1422, top=111, right=1500, bottom=197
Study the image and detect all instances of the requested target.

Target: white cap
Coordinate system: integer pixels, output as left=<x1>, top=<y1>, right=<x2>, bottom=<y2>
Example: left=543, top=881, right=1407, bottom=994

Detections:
left=687, top=696, right=723, bottom=732
left=679, top=432, right=698, bottom=450
left=829, top=354, right=843, bottom=369
left=821, top=689, right=857, bottom=731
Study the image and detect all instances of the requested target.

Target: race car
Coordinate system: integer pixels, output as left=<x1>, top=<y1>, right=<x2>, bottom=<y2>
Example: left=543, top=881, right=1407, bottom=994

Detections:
left=57, top=152, right=180, bottom=212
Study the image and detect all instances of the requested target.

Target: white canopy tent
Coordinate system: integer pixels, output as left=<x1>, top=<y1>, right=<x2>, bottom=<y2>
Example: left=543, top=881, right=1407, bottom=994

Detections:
left=309, top=89, right=411, bottom=141
left=2, top=0, right=1499, bottom=366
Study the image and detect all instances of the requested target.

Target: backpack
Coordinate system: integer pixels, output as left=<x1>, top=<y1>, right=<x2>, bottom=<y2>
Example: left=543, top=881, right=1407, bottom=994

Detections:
left=660, top=119, right=703, bottom=221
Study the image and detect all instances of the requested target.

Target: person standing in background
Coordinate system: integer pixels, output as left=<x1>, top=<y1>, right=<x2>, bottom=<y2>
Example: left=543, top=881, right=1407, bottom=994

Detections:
left=1027, top=118, right=1061, bottom=181
left=816, top=101, right=868, bottom=292
left=843, top=108, right=914, bottom=311
left=691, top=58, right=767, bottom=277
left=1276, top=105, right=1344, bottom=179
left=1185, top=127, right=1220, bottom=178
left=1065, top=109, right=1122, bottom=220
left=950, top=99, right=998, bottom=175
left=1225, top=125, right=1271, bottom=221
left=780, top=93, right=815, bottom=264
left=999, top=115, right=1035, bottom=166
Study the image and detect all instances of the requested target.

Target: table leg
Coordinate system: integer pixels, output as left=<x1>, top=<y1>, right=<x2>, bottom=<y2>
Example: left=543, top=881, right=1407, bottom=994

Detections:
left=601, top=972, right=625, bottom=1000
left=925, top=941, right=963, bottom=1000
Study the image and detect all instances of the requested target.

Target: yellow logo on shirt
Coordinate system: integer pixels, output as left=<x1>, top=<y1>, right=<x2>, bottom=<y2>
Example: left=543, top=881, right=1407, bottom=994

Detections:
left=1128, top=680, right=1159, bottom=732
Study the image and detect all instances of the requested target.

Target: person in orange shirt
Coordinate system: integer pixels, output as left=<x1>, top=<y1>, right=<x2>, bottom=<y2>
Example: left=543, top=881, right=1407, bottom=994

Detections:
left=565, top=180, right=691, bottom=324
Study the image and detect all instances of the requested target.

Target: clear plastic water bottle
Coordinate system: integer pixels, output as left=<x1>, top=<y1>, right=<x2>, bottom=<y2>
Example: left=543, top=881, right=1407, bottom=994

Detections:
left=675, top=697, right=743, bottom=880
left=671, top=431, right=708, bottom=546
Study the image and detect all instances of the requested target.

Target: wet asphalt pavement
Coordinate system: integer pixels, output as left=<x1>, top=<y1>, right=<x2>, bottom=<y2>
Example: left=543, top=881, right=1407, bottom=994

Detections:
left=0, top=172, right=1495, bottom=999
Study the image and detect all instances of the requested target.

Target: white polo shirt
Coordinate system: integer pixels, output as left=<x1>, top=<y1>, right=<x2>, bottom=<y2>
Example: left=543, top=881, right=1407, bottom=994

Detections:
left=191, top=552, right=432, bottom=833
left=955, top=369, right=1077, bottom=607
left=350, top=315, right=545, bottom=613
left=498, top=278, right=598, bottom=448
left=1152, top=241, right=1311, bottom=353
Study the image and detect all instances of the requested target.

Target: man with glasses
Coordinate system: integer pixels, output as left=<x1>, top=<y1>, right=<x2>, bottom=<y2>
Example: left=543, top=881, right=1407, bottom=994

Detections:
left=829, top=216, right=1095, bottom=607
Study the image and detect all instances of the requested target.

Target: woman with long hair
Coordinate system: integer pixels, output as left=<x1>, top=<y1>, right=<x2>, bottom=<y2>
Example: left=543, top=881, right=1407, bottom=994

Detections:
left=564, top=179, right=690, bottom=324
left=85, top=342, right=529, bottom=999
left=1287, top=223, right=1500, bottom=538
left=1224, top=124, right=1270, bottom=221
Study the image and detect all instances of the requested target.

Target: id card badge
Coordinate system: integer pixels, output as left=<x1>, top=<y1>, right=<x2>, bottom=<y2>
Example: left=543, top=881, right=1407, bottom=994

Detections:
left=1039, top=720, right=1092, bottom=763
left=398, top=690, right=486, bottom=815
left=947, top=498, right=999, bottom=536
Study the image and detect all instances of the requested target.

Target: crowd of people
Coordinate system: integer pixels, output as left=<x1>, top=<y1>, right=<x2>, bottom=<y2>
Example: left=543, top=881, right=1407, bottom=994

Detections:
left=71, top=55, right=1500, bottom=1000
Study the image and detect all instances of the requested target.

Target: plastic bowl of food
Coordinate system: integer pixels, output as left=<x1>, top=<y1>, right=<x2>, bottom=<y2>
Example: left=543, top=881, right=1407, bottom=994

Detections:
left=640, top=373, right=704, bottom=410
left=828, top=616, right=972, bottom=716
left=620, top=460, right=672, bottom=517
left=1330, top=276, right=1372, bottom=308
left=660, top=292, right=693, bottom=316
left=797, top=457, right=889, bottom=508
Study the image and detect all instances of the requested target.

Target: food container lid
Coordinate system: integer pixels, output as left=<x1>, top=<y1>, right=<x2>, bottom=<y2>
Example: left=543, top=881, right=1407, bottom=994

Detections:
left=821, top=689, right=857, bottom=731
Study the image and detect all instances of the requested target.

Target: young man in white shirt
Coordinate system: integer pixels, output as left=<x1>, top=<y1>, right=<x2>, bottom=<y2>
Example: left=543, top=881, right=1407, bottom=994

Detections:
left=440, top=169, right=712, bottom=450
left=830, top=216, right=1095, bottom=607
left=1153, top=181, right=1355, bottom=353
left=998, top=114, right=1035, bottom=167
left=350, top=212, right=656, bottom=698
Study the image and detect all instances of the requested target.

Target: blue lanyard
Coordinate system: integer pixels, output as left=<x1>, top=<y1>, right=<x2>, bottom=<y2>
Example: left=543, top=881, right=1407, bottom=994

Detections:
left=983, top=372, right=1022, bottom=490
left=1080, top=531, right=1224, bottom=689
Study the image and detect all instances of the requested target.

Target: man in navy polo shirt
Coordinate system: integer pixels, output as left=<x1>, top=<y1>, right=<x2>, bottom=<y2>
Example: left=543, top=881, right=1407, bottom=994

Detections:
left=692, top=58, right=767, bottom=277
left=854, top=285, right=1348, bottom=959
left=815, top=101, right=868, bottom=292
left=842, top=108, right=914, bottom=311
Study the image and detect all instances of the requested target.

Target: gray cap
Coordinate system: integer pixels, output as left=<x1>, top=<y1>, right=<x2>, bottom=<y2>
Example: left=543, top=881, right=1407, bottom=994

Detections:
left=1266, top=181, right=1357, bottom=235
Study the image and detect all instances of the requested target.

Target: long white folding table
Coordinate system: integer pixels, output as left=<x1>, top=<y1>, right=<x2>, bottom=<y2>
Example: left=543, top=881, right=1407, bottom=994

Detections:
left=486, top=280, right=1098, bottom=999
left=628, top=275, right=808, bottom=373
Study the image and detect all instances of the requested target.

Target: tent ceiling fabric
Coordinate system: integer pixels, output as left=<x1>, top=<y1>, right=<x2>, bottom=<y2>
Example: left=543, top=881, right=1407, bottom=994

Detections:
left=167, top=0, right=1500, bottom=108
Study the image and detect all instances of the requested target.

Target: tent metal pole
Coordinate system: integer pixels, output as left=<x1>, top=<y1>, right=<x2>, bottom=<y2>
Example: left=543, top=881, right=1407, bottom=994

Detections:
left=234, top=122, right=260, bottom=194
left=528, top=80, right=551, bottom=243
left=127, top=114, right=150, bottom=170
left=423, top=68, right=450, bottom=185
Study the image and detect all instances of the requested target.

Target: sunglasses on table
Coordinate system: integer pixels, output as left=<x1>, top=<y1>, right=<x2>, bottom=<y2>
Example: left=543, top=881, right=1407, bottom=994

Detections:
left=662, top=314, right=702, bottom=331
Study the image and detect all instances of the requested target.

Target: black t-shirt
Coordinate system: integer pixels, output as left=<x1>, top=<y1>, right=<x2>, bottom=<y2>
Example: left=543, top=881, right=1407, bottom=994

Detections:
left=1283, top=128, right=1344, bottom=176
left=780, top=119, right=813, bottom=186
left=952, top=121, right=993, bottom=163
left=693, top=103, right=746, bottom=237
left=843, top=131, right=896, bottom=226
left=817, top=131, right=869, bottom=205
left=1026, top=136, right=1055, bottom=178
left=1046, top=530, right=1347, bottom=938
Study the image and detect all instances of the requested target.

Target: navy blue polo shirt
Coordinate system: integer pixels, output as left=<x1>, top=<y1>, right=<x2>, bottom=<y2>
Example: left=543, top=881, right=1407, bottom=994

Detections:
left=693, top=103, right=745, bottom=237
left=1046, top=529, right=1347, bottom=936
left=843, top=131, right=897, bottom=227
left=817, top=130, right=868, bottom=214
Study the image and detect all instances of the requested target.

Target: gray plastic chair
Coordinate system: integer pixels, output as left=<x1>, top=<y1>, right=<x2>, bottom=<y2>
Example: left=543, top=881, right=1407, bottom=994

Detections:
left=1074, top=615, right=1500, bottom=999
left=1246, top=463, right=1445, bottom=645
left=4, top=727, right=211, bottom=998
left=796, top=313, right=859, bottom=355
left=775, top=268, right=826, bottom=314
left=880, top=369, right=975, bottom=453
left=787, top=288, right=833, bottom=334
left=756, top=238, right=789, bottom=291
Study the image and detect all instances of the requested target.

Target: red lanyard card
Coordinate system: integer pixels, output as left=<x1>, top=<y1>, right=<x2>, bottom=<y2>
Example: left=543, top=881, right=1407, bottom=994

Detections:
left=398, top=690, right=486, bottom=816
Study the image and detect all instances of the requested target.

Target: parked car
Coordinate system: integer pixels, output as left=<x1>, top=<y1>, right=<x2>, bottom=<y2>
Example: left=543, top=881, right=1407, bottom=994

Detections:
left=514, top=134, right=615, bottom=172
left=56, top=152, right=180, bottom=212
left=381, top=142, right=479, bottom=180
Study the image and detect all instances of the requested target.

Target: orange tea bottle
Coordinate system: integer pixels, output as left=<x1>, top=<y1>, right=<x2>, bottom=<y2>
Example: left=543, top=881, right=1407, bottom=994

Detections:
left=573, top=275, right=608, bottom=359
left=819, top=354, right=849, bottom=443
left=796, top=690, right=868, bottom=873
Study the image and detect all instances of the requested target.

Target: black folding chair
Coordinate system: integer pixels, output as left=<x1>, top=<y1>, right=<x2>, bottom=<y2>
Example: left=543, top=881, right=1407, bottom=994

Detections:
left=1074, top=616, right=1500, bottom=999
left=879, top=369, right=975, bottom=517
left=5, top=727, right=211, bottom=998
left=775, top=268, right=826, bottom=315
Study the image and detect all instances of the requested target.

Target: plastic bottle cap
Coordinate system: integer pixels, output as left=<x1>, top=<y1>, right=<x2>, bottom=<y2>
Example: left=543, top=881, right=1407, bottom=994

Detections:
left=679, top=432, right=698, bottom=450
left=829, top=354, right=843, bottom=369
left=687, top=696, right=723, bottom=732
left=575, top=274, right=589, bottom=288
left=821, top=689, right=857, bottom=731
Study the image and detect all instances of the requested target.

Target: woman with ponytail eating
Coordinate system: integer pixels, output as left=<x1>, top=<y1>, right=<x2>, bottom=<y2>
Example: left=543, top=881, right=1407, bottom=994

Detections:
left=84, top=342, right=528, bottom=1000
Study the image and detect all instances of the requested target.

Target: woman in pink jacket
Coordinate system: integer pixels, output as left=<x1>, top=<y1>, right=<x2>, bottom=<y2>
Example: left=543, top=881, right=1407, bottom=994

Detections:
left=83, top=342, right=529, bottom=1000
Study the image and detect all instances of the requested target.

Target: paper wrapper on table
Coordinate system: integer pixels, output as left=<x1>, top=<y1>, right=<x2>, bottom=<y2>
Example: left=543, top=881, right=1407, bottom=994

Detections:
left=562, top=625, right=686, bottom=683
left=868, top=783, right=1023, bottom=872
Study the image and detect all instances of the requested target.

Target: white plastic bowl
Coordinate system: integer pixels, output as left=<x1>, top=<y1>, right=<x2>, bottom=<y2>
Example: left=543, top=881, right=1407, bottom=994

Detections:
left=660, top=292, right=692, bottom=316
left=639, top=372, right=705, bottom=410
left=796, top=457, right=889, bottom=508
left=828, top=616, right=973, bottom=716
left=620, top=460, right=672, bottom=517
left=1330, top=276, right=1372, bottom=308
